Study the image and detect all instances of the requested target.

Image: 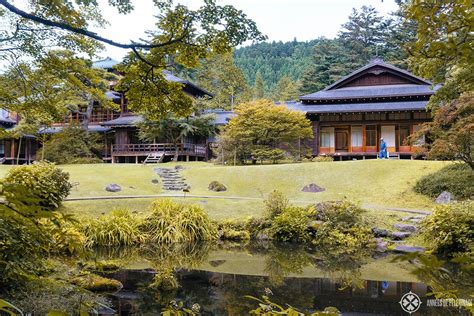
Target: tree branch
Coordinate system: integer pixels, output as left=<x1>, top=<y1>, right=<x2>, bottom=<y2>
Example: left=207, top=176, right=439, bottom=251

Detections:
left=0, top=0, right=190, bottom=50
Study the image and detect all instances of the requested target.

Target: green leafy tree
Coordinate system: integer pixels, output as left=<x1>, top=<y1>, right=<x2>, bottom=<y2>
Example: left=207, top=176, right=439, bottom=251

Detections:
left=0, top=50, right=114, bottom=126
left=0, top=0, right=265, bottom=120
left=403, top=0, right=473, bottom=168
left=195, top=52, right=250, bottom=110
left=218, top=99, right=313, bottom=164
left=38, top=125, right=105, bottom=164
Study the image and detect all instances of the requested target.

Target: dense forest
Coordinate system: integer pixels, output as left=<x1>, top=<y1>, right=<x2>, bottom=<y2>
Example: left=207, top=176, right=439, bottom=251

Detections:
left=232, top=5, right=414, bottom=99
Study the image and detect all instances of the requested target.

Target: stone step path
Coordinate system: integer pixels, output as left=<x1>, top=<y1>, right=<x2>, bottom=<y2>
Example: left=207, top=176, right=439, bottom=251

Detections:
left=155, top=167, right=190, bottom=191
left=374, top=213, right=429, bottom=254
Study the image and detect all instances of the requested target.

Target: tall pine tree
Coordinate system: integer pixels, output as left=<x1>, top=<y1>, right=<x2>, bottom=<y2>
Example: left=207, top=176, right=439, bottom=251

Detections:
left=254, top=71, right=265, bottom=99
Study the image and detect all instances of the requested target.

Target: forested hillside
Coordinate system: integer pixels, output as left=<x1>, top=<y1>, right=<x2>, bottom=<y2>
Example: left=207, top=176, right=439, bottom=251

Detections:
left=234, top=39, right=318, bottom=93
left=233, top=5, right=414, bottom=97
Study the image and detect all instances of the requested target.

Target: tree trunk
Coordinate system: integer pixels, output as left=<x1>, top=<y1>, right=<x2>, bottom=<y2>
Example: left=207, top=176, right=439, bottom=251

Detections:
left=82, top=99, right=95, bottom=132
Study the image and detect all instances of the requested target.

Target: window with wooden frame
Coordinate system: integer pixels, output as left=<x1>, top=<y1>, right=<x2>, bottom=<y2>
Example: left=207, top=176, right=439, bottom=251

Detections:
left=351, top=126, right=363, bottom=147
left=320, top=128, right=331, bottom=147
left=365, top=125, right=377, bottom=146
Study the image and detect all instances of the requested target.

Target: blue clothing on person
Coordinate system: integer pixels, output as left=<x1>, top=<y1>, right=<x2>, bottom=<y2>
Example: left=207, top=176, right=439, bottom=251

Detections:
left=379, top=139, right=388, bottom=159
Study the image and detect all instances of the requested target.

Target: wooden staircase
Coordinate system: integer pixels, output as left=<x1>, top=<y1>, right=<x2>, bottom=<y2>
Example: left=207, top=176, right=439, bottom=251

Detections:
left=144, top=152, right=164, bottom=164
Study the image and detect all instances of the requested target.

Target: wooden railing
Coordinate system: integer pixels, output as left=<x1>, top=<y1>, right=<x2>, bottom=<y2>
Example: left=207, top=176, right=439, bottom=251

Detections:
left=53, top=112, right=121, bottom=126
left=112, top=143, right=207, bottom=156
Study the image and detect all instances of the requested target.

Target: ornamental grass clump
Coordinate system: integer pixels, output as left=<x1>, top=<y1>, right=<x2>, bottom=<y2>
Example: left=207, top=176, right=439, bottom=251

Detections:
left=82, top=209, right=145, bottom=247
left=142, top=199, right=217, bottom=244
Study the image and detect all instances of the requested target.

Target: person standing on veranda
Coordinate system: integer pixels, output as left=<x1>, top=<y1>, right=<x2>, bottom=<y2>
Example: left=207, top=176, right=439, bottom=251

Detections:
left=379, top=137, right=388, bottom=159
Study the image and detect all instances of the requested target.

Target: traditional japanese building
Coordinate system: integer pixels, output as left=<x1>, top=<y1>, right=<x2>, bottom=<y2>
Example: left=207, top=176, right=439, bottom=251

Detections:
left=287, top=58, right=437, bottom=159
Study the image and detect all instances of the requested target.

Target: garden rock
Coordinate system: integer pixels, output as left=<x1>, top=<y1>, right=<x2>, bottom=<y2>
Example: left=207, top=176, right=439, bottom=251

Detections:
left=391, top=231, right=412, bottom=240
left=392, top=245, right=426, bottom=254
left=375, top=238, right=388, bottom=253
left=402, top=215, right=426, bottom=224
left=301, top=183, right=325, bottom=193
left=151, top=179, right=159, bottom=184
left=105, top=184, right=121, bottom=192
left=393, top=223, right=417, bottom=232
left=435, top=191, right=453, bottom=204
left=372, top=227, right=389, bottom=238
left=208, top=181, right=227, bottom=192
left=174, top=165, right=184, bottom=170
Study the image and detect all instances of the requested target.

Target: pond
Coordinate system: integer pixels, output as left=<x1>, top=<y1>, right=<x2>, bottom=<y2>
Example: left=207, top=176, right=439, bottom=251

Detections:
left=89, top=241, right=470, bottom=315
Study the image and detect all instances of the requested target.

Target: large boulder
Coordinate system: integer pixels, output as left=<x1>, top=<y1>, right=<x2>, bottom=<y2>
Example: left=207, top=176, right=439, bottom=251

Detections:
left=435, top=191, right=453, bottom=204
left=302, top=183, right=325, bottom=193
left=105, top=184, right=121, bottom=192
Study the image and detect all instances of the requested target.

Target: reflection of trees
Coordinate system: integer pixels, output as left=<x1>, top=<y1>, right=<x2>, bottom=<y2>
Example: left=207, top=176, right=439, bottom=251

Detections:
left=264, top=243, right=313, bottom=286
left=135, top=242, right=214, bottom=312
left=313, top=247, right=370, bottom=290
left=394, top=253, right=474, bottom=315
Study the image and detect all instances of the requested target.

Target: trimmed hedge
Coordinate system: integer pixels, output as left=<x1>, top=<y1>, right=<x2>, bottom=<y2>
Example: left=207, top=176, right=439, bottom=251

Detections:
left=414, top=163, right=473, bottom=200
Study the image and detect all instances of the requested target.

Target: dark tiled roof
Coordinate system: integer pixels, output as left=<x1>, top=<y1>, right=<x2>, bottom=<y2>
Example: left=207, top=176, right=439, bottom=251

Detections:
left=204, top=110, right=235, bottom=125
left=92, top=57, right=120, bottom=69
left=39, top=125, right=112, bottom=134
left=299, top=84, right=440, bottom=101
left=285, top=101, right=429, bottom=114
left=323, top=58, right=432, bottom=91
left=101, top=115, right=143, bottom=126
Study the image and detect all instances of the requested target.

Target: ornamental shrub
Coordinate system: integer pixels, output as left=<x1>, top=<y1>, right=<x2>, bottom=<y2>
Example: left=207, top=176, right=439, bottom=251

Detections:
left=414, top=163, right=473, bottom=200
left=421, top=201, right=474, bottom=257
left=312, top=155, right=334, bottom=162
left=1, top=161, right=72, bottom=210
left=269, top=206, right=314, bottom=242
left=313, top=201, right=374, bottom=252
left=142, top=199, right=217, bottom=243
left=264, top=190, right=289, bottom=219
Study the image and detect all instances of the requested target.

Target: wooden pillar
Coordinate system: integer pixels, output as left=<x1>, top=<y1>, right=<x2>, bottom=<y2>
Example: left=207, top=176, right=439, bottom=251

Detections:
left=186, top=155, right=189, bottom=162
left=311, top=119, right=320, bottom=156
left=10, top=141, right=15, bottom=164
left=135, top=156, right=138, bottom=164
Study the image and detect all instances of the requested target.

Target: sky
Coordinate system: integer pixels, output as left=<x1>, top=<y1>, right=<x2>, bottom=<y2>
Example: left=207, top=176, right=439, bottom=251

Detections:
left=93, top=0, right=400, bottom=61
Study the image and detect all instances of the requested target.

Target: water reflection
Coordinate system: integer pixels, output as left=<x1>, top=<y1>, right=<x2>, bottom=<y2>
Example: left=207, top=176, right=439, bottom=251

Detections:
left=89, top=241, right=444, bottom=315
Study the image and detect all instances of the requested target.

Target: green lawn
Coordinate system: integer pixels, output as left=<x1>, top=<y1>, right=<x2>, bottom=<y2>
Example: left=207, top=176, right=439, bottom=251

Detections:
left=0, top=160, right=448, bottom=220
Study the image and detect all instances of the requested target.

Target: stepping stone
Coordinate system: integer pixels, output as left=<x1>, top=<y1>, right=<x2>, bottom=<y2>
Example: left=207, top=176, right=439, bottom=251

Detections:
left=375, top=238, right=388, bottom=253
left=391, top=231, right=412, bottom=240
left=392, top=245, right=426, bottom=254
left=105, top=184, right=121, bottom=192
left=393, top=223, right=417, bottom=232
left=372, top=227, right=389, bottom=238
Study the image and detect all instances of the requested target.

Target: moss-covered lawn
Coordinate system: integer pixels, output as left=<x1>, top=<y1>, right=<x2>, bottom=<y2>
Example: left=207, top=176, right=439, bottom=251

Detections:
left=0, top=160, right=448, bottom=220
